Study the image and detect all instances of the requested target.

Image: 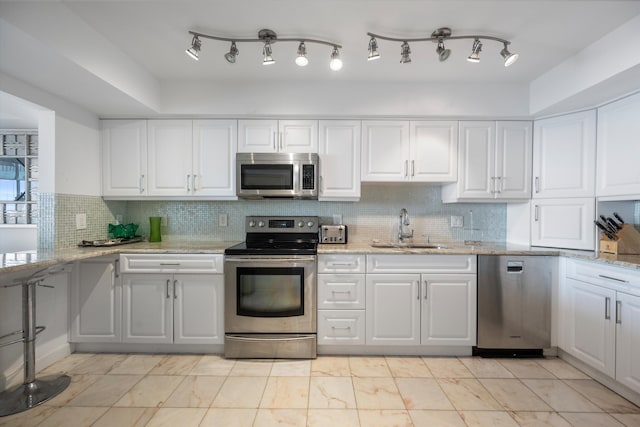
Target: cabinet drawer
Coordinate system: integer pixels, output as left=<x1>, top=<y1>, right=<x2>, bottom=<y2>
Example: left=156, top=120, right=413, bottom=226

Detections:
left=565, top=258, right=640, bottom=295
left=318, top=274, right=365, bottom=309
left=367, top=254, right=476, bottom=274
left=318, top=310, right=365, bottom=345
left=318, top=254, right=365, bottom=273
left=120, top=254, right=223, bottom=273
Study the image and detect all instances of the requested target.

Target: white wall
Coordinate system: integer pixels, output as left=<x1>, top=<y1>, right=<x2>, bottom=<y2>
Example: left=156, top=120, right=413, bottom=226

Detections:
left=0, top=226, right=37, bottom=252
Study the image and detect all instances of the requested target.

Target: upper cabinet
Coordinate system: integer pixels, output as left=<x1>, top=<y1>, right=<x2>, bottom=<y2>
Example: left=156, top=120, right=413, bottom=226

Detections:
left=441, top=121, right=532, bottom=202
left=238, top=119, right=318, bottom=153
left=597, top=93, right=640, bottom=199
left=318, top=120, right=361, bottom=201
left=361, top=120, right=457, bottom=182
left=102, top=119, right=237, bottom=199
left=102, top=120, right=148, bottom=197
left=532, top=111, right=596, bottom=198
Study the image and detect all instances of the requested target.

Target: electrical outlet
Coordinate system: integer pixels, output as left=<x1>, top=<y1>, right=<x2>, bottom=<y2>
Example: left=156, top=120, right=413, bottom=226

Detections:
left=219, top=213, right=228, bottom=227
left=451, top=215, right=464, bottom=228
left=115, top=214, right=123, bottom=224
left=161, top=216, right=167, bottom=227
left=76, top=213, right=87, bottom=230
left=332, top=214, right=343, bottom=225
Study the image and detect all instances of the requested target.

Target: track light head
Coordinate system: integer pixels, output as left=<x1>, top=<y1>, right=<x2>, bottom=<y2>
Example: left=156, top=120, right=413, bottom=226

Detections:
left=295, top=42, right=309, bottom=66
left=262, top=40, right=275, bottom=65
left=368, top=37, right=380, bottom=61
left=467, top=38, right=482, bottom=63
left=186, top=35, right=201, bottom=61
left=400, top=41, right=411, bottom=64
left=436, top=39, right=451, bottom=62
left=224, top=41, right=239, bottom=63
left=500, top=43, right=519, bottom=67
left=330, top=46, right=343, bottom=70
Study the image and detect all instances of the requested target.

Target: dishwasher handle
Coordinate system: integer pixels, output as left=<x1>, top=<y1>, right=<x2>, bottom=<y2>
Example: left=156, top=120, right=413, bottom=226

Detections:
left=506, top=261, right=524, bottom=273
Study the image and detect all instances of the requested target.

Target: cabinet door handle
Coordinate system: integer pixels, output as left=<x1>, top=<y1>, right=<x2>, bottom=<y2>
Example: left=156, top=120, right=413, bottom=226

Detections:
left=411, top=160, right=415, bottom=177
left=186, top=174, right=191, bottom=192
left=114, top=259, right=120, bottom=279
left=273, top=132, right=277, bottom=150
left=535, top=176, right=540, bottom=193
left=424, top=281, right=428, bottom=299
left=416, top=281, right=420, bottom=300
left=173, top=279, right=178, bottom=299
left=497, top=176, right=503, bottom=193
left=192, top=174, right=197, bottom=192
left=616, top=300, right=622, bottom=324
left=140, top=174, right=145, bottom=193
left=166, top=279, right=170, bottom=299
left=490, top=177, right=498, bottom=194
left=279, top=132, right=283, bottom=151
left=605, top=297, right=611, bottom=320
left=534, top=205, right=539, bottom=221
left=404, top=160, right=408, bottom=177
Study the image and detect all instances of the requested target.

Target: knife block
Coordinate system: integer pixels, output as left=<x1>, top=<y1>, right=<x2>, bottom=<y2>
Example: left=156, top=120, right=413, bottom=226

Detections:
left=599, top=224, right=640, bottom=259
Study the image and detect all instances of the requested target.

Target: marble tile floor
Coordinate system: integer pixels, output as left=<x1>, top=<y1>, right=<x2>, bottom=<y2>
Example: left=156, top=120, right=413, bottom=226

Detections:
left=1, top=354, right=639, bottom=427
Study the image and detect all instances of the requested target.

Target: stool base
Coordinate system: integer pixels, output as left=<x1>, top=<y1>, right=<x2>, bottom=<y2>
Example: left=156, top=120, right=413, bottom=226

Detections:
left=0, top=375, right=70, bottom=417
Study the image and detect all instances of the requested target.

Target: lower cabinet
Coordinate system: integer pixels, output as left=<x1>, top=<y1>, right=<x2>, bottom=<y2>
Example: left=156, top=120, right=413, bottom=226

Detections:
left=365, top=255, right=477, bottom=347
left=560, top=259, right=640, bottom=394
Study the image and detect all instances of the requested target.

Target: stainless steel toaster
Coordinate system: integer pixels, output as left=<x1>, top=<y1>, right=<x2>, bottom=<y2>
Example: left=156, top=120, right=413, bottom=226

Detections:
left=320, top=224, right=348, bottom=244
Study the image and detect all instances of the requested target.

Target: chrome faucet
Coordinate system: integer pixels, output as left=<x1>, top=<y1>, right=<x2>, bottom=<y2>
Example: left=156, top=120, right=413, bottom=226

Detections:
left=398, top=208, right=414, bottom=242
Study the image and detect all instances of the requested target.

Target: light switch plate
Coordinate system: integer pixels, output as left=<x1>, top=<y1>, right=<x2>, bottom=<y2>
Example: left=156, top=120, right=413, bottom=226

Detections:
left=219, top=213, right=228, bottom=227
left=115, top=214, right=123, bottom=224
left=76, top=213, right=87, bottom=230
left=451, top=215, right=464, bottom=228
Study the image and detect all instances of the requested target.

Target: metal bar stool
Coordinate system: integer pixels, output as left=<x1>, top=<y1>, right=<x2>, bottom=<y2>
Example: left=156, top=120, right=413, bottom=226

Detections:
left=0, top=267, right=70, bottom=417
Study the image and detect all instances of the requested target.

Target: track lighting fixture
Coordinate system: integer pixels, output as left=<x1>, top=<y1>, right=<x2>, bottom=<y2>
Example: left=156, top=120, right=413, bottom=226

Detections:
left=467, top=39, right=482, bottom=63
left=368, top=37, right=380, bottom=61
left=186, top=29, right=342, bottom=71
left=400, top=41, right=411, bottom=64
left=185, top=35, right=201, bottom=61
left=366, top=27, right=519, bottom=67
left=296, top=42, right=308, bottom=66
left=329, top=46, right=343, bottom=71
left=224, top=41, right=239, bottom=63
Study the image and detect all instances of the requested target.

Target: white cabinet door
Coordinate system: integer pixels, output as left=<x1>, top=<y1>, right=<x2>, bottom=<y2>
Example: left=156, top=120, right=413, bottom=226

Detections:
left=496, top=121, right=532, bottom=199
left=318, top=120, right=361, bottom=200
left=147, top=120, right=193, bottom=196
left=69, top=258, right=121, bottom=342
left=421, top=274, right=477, bottom=346
left=616, top=292, right=640, bottom=394
left=597, top=93, right=640, bottom=198
left=101, top=120, right=147, bottom=197
left=173, top=274, right=224, bottom=344
left=531, top=198, right=595, bottom=250
left=410, top=121, right=458, bottom=182
left=238, top=120, right=278, bottom=153
left=192, top=120, right=237, bottom=198
left=532, top=111, right=596, bottom=198
left=366, top=274, right=420, bottom=345
left=318, top=310, right=365, bottom=345
left=456, top=121, right=495, bottom=199
left=122, top=274, right=173, bottom=343
left=564, top=278, right=616, bottom=377
left=361, top=121, right=410, bottom=181
left=279, top=120, right=318, bottom=153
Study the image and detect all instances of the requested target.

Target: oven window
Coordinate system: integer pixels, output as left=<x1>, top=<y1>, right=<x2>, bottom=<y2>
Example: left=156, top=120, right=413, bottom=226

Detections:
left=236, top=267, right=304, bottom=317
left=240, top=164, right=293, bottom=190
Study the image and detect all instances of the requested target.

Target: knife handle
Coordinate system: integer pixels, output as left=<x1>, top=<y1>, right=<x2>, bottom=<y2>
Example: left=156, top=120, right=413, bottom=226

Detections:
left=613, top=212, right=625, bottom=225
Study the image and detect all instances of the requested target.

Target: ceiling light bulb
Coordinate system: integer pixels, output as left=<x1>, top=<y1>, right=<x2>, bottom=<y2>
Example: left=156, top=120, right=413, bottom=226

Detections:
left=295, top=42, right=308, bottom=66
left=436, top=40, right=451, bottom=62
left=500, top=43, right=519, bottom=67
left=400, top=41, right=411, bottom=64
left=185, top=36, right=201, bottom=61
left=329, top=46, right=343, bottom=71
left=467, top=38, right=482, bottom=63
left=368, top=37, right=380, bottom=61
left=262, top=40, right=275, bottom=65
left=224, top=41, right=239, bottom=63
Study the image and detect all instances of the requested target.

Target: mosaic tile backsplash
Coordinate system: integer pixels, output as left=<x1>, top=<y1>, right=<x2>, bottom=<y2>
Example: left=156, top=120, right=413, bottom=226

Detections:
left=122, top=185, right=507, bottom=243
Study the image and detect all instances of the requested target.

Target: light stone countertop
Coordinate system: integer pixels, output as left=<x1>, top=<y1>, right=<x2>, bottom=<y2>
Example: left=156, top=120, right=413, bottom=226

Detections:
left=2, top=239, right=640, bottom=279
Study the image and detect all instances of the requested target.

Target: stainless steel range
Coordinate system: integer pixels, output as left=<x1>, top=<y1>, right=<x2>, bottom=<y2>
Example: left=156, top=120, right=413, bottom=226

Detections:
left=224, top=216, right=318, bottom=359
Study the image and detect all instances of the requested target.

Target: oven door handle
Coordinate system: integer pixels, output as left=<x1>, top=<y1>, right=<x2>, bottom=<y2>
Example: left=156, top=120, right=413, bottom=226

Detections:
left=226, top=334, right=314, bottom=342
left=225, top=257, right=317, bottom=263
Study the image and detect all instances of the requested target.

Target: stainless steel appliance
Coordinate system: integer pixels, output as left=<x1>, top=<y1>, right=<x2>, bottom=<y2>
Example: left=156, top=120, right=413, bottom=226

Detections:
left=224, top=216, right=318, bottom=358
left=475, top=255, right=552, bottom=357
left=236, top=153, right=318, bottom=199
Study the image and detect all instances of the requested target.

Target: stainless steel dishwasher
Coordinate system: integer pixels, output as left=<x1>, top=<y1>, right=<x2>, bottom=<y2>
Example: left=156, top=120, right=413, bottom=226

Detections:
left=475, top=255, right=553, bottom=357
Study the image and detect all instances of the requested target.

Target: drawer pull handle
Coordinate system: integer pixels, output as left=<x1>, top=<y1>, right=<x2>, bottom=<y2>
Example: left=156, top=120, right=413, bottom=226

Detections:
left=331, top=290, right=351, bottom=294
left=160, top=263, right=181, bottom=266
left=598, top=274, right=628, bottom=283
left=331, top=326, right=352, bottom=330
left=328, top=262, right=356, bottom=267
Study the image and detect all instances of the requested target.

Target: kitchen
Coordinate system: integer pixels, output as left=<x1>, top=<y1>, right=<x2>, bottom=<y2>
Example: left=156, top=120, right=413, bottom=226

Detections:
left=2, top=1, right=640, bottom=426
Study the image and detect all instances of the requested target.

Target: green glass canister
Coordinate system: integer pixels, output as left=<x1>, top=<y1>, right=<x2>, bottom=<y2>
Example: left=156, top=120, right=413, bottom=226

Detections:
left=149, top=216, right=162, bottom=242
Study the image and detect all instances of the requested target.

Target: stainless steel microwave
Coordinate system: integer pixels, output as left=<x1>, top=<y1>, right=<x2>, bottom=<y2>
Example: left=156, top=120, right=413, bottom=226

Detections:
left=236, top=152, right=318, bottom=199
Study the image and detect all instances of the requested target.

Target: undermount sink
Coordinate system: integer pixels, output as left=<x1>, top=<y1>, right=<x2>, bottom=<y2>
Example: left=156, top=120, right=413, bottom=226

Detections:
left=370, top=242, right=448, bottom=249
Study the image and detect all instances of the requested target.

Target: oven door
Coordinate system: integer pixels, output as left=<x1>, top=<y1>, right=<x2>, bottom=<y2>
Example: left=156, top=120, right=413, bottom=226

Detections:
left=224, top=255, right=316, bottom=334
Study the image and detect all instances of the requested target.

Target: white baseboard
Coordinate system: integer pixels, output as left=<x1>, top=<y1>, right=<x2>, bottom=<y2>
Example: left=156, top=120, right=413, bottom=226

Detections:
left=318, top=345, right=473, bottom=356
left=74, top=343, right=224, bottom=354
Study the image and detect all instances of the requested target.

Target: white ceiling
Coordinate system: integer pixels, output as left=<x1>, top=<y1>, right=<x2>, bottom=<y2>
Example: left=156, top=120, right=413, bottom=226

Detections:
left=1, top=0, right=640, bottom=118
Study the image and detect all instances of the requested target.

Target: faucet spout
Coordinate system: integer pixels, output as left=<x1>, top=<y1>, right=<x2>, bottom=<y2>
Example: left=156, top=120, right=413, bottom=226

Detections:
left=398, top=208, right=414, bottom=242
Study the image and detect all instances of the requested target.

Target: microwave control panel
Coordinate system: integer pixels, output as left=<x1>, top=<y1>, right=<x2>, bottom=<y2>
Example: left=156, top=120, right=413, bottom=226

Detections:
left=302, top=164, right=315, bottom=190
